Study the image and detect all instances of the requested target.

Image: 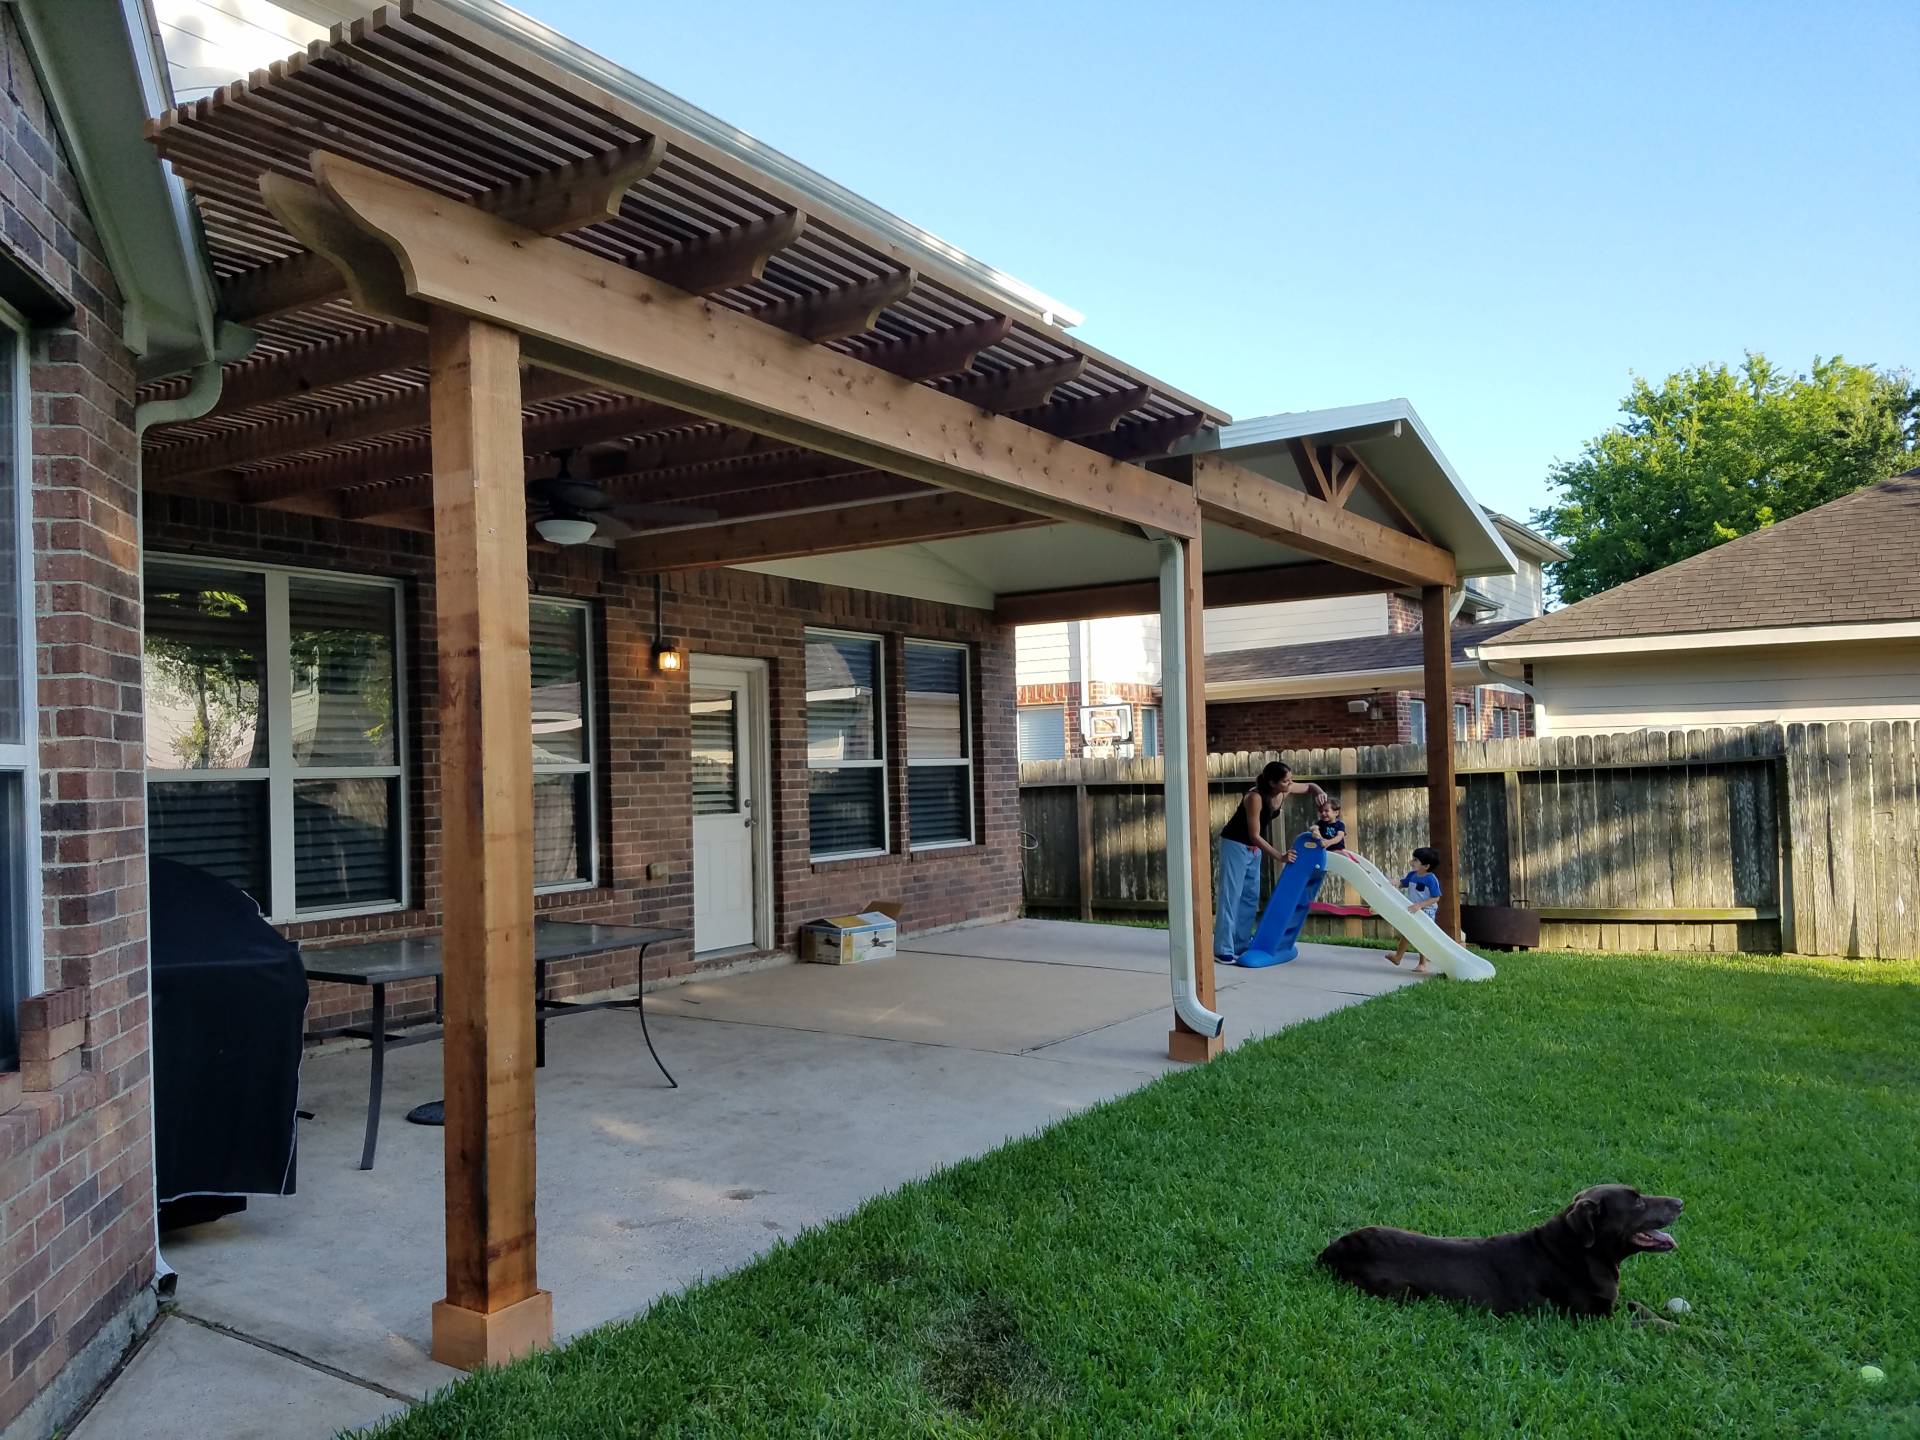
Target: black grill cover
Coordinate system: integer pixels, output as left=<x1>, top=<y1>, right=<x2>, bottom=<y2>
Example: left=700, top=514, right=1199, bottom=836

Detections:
left=151, top=858, right=308, bottom=1204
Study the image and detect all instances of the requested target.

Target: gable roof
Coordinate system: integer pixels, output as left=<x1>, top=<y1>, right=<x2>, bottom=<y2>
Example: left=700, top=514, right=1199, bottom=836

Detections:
left=1482, top=475, right=1920, bottom=654
left=1207, top=620, right=1527, bottom=699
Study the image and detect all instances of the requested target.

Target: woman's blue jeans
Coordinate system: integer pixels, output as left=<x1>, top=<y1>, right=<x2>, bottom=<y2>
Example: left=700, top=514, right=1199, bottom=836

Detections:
left=1212, top=838, right=1261, bottom=960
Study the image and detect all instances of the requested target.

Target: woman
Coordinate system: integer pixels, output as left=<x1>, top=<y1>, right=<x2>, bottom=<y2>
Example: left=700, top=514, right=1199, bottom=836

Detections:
left=1213, top=761, right=1327, bottom=964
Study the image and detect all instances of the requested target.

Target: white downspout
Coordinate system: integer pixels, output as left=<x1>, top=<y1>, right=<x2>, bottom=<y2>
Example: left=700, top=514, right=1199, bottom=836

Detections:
left=1155, top=536, right=1224, bottom=1039
left=133, top=357, right=223, bottom=1301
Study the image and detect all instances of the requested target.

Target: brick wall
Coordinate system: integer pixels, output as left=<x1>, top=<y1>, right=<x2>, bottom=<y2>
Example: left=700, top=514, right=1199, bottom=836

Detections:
left=1016, top=680, right=1159, bottom=759
left=0, top=12, right=157, bottom=1430
left=1207, top=686, right=1533, bottom=753
left=141, top=497, right=1023, bottom=1033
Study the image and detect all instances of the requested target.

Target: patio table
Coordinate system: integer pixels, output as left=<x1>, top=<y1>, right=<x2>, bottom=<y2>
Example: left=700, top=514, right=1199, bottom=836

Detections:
left=304, top=921, right=687, bottom=1169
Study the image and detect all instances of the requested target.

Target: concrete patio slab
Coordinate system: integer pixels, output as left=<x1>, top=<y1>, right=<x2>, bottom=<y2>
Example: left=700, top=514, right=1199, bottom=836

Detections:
left=113, top=920, right=1425, bottom=1436
left=899, top=917, right=1174, bottom=971
left=71, top=1317, right=404, bottom=1440
left=645, top=944, right=1172, bottom=1052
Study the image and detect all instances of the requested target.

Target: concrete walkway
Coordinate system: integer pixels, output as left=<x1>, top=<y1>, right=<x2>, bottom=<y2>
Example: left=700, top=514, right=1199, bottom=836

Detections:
left=77, top=923, right=1417, bottom=1438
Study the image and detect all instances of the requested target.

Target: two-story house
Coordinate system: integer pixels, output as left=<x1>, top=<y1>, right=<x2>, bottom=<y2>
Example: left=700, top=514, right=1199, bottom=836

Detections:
left=1015, top=496, right=1565, bottom=759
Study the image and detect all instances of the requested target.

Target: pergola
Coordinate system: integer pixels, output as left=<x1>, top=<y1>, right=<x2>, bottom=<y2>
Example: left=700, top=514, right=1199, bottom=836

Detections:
left=139, top=0, right=1476, bottom=1370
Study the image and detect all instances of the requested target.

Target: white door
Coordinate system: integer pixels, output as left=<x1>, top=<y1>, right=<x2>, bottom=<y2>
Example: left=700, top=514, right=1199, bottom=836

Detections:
left=690, top=663, right=760, bottom=952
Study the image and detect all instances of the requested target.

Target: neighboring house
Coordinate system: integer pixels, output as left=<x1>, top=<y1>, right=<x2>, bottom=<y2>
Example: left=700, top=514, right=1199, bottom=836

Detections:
left=1477, top=474, right=1920, bottom=736
left=1015, top=489, right=1565, bottom=758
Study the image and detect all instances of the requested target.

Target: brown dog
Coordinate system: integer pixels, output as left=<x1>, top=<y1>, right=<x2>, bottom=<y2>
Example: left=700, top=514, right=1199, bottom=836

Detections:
left=1317, top=1184, right=1683, bottom=1318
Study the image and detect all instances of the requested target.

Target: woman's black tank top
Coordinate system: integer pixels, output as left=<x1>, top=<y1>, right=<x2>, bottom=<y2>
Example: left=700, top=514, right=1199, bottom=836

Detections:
left=1220, top=787, right=1277, bottom=845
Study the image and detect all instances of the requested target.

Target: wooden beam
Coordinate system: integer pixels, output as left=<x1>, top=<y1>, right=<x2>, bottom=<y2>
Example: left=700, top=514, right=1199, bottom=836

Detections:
left=1087, top=413, right=1206, bottom=461
left=1167, top=528, right=1222, bottom=1063
left=232, top=392, right=688, bottom=503
left=226, top=138, right=664, bottom=322
left=599, top=426, right=773, bottom=476
left=472, top=137, right=666, bottom=237
left=753, top=271, right=915, bottom=343
left=995, top=561, right=1396, bottom=625
left=1288, top=438, right=1334, bottom=502
left=1187, top=454, right=1455, bottom=589
left=158, top=369, right=588, bottom=489
left=1326, top=449, right=1363, bottom=509
left=198, top=327, right=424, bottom=420
left=859, top=315, right=1013, bottom=380
left=302, top=154, right=1199, bottom=536
left=1423, top=584, right=1461, bottom=941
left=1014, top=385, right=1149, bottom=440
left=615, top=491, right=1045, bottom=570
left=425, top=310, right=550, bottom=1370
left=623, top=472, right=928, bottom=531
left=640, top=211, right=808, bottom=295
left=941, top=358, right=1086, bottom=416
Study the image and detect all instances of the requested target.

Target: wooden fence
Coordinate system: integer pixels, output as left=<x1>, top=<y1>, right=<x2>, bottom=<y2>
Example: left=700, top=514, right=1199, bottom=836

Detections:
left=1018, top=721, right=1920, bottom=960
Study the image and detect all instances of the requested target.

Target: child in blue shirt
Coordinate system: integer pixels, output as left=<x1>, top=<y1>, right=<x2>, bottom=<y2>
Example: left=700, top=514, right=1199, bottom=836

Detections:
left=1310, top=796, right=1346, bottom=853
left=1387, top=845, right=1441, bottom=974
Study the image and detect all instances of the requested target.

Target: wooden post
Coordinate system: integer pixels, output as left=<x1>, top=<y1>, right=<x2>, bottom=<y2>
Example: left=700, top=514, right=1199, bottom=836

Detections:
left=1422, top=586, right=1461, bottom=938
left=1339, top=751, right=1362, bottom=938
left=427, top=311, right=552, bottom=1369
left=1168, top=529, right=1221, bottom=1062
left=1075, top=782, right=1095, bottom=921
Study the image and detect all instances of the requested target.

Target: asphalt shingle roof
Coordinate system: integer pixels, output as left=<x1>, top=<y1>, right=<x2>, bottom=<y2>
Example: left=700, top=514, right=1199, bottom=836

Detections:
left=1486, top=474, right=1920, bottom=648
left=1207, top=620, right=1528, bottom=684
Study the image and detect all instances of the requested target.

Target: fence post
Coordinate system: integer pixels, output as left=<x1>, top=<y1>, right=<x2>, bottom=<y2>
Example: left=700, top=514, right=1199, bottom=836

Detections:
left=1075, top=782, right=1094, bottom=922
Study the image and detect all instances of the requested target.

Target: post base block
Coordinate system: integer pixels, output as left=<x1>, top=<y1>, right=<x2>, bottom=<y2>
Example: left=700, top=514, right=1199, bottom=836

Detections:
left=1167, top=1026, right=1224, bottom=1063
left=431, top=1289, right=554, bottom=1370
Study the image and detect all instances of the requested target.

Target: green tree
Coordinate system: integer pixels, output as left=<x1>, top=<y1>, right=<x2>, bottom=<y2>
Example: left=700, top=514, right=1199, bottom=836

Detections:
left=1532, top=355, right=1920, bottom=604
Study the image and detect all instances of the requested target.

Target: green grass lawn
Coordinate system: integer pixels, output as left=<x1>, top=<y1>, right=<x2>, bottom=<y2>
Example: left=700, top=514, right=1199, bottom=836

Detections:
left=366, top=951, right=1919, bottom=1439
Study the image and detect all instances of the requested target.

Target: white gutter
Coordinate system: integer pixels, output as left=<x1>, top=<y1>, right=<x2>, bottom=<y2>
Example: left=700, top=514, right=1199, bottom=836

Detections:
left=1154, top=536, right=1225, bottom=1040
left=1468, top=651, right=1536, bottom=700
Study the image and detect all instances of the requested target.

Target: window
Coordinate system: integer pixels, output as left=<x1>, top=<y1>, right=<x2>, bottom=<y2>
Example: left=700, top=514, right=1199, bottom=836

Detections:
left=530, top=600, right=597, bottom=890
left=1454, top=702, right=1473, bottom=740
left=806, top=630, right=886, bottom=858
left=145, top=560, right=406, bottom=921
left=1017, top=705, right=1067, bottom=762
left=1140, top=706, right=1161, bottom=758
left=1407, top=698, right=1427, bottom=745
left=0, top=312, right=36, bottom=1070
left=905, top=641, right=972, bottom=849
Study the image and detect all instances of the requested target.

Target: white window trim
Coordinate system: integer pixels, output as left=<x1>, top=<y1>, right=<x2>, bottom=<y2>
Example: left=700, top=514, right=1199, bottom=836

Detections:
left=531, top=597, right=598, bottom=893
left=905, top=638, right=974, bottom=851
left=1407, top=697, right=1427, bottom=744
left=805, top=627, right=889, bottom=861
left=0, top=302, right=41, bottom=1032
left=145, top=555, right=410, bottom=924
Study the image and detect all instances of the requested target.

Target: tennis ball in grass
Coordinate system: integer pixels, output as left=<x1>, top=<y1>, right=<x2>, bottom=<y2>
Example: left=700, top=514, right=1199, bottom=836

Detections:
left=1665, top=1297, right=1690, bottom=1315
left=1858, top=1365, right=1886, bottom=1384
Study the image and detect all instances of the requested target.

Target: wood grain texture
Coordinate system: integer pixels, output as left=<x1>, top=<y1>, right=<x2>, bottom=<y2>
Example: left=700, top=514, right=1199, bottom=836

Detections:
left=427, top=312, right=544, bottom=1342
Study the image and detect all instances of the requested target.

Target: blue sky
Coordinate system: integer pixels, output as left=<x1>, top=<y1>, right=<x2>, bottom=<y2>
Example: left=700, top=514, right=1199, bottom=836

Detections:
left=513, top=0, right=1917, bottom=523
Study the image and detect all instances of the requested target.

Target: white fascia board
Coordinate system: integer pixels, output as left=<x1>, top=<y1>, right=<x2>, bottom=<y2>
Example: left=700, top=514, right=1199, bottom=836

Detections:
left=1477, top=619, right=1920, bottom=662
left=1207, top=665, right=1424, bottom=703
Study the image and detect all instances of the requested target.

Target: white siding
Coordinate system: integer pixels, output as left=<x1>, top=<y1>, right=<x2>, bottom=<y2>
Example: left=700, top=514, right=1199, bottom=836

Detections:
left=1088, top=615, right=1160, bottom=686
left=1532, top=641, right=1920, bottom=736
left=1474, top=560, right=1546, bottom=620
left=154, top=1, right=365, bottom=101
left=1203, top=594, right=1389, bottom=655
left=1014, top=623, right=1071, bottom=687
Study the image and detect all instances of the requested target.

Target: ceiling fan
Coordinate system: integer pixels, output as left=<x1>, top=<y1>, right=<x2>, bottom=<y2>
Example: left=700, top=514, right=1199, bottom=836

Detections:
left=528, top=450, right=720, bottom=545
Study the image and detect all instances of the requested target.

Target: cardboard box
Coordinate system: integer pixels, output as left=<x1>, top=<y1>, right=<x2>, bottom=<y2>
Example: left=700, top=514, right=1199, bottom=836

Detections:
left=802, top=898, right=902, bottom=965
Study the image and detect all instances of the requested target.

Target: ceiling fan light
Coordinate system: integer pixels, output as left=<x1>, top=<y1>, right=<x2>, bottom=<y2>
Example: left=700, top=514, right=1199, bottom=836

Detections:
left=534, top=516, right=598, bottom=546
